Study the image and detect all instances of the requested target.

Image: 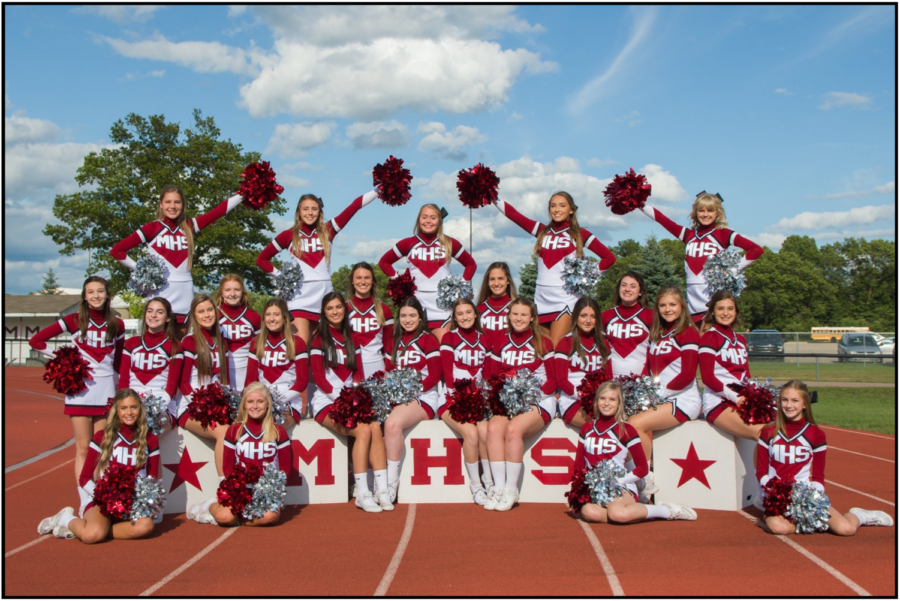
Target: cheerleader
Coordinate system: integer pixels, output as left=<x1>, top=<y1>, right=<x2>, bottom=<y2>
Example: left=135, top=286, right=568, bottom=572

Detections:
left=38, top=389, right=160, bottom=542
left=555, top=297, right=611, bottom=429
left=345, top=262, right=394, bottom=378
left=383, top=297, right=442, bottom=502
left=110, top=186, right=245, bottom=334
left=641, top=192, right=763, bottom=323
left=629, top=286, right=702, bottom=496
left=188, top=383, right=292, bottom=526
left=175, top=295, right=231, bottom=477
left=215, top=274, right=261, bottom=392
left=600, top=271, right=654, bottom=378
left=309, top=292, right=390, bottom=513
left=256, top=190, right=379, bottom=342
left=758, top=380, right=893, bottom=535
left=438, top=298, right=492, bottom=505
left=29, top=276, right=125, bottom=484
left=244, top=299, right=308, bottom=427
left=378, top=204, right=477, bottom=341
left=118, top=296, right=183, bottom=421
left=574, top=381, right=696, bottom=524
left=483, top=298, right=557, bottom=512
left=492, top=192, right=616, bottom=344
left=699, top=290, right=762, bottom=441
left=476, top=261, right=517, bottom=347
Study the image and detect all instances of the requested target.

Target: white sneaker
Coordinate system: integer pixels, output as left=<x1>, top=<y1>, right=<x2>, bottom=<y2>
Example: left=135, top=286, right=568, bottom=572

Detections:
left=660, top=502, right=697, bottom=521
left=376, top=490, right=395, bottom=511
left=52, top=525, right=76, bottom=539
left=355, top=491, right=383, bottom=513
left=494, top=489, right=519, bottom=512
left=481, top=472, right=494, bottom=491
left=472, top=486, right=489, bottom=506
left=188, top=498, right=216, bottom=524
left=483, top=486, right=502, bottom=511
left=388, top=482, right=399, bottom=504
left=38, top=507, right=74, bottom=535
left=850, top=508, right=894, bottom=527
left=642, top=472, right=659, bottom=495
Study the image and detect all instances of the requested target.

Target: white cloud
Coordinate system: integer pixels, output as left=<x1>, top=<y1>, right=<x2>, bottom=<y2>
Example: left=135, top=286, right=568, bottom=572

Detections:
left=615, top=110, right=642, bottom=127
left=265, top=122, right=335, bottom=158
left=587, top=158, right=620, bottom=168
left=417, top=122, right=486, bottom=160
left=508, top=112, right=524, bottom=121
left=641, top=164, right=687, bottom=203
left=871, top=181, right=895, bottom=194
left=122, top=69, right=166, bottom=81
left=774, top=88, right=792, bottom=95
left=345, top=121, right=410, bottom=150
left=228, top=6, right=248, bottom=17
left=4, top=113, right=63, bottom=145
left=279, top=175, right=310, bottom=189
left=773, top=205, right=895, bottom=231
left=100, top=34, right=272, bottom=77
left=280, top=161, right=321, bottom=171
left=4, top=253, right=93, bottom=296
left=5, top=93, right=12, bottom=110
left=820, top=92, right=872, bottom=111
left=74, top=5, right=162, bottom=24
left=755, top=233, right=786, bottom=249
left=4, top=141, right=106, bottom=197
left=806, top=181, right=895, bottom=199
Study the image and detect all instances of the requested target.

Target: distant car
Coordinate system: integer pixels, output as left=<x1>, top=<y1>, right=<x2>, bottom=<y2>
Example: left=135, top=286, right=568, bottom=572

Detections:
left=877, top=337, right=895, bottom=356
left=746, top=329, right=785, bottom=362
left=837, top=333, right=883, bottom=363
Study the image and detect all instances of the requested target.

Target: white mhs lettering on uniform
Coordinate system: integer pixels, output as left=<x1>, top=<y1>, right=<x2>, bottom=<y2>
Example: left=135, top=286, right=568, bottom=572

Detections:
left=223, top=324, right=254, bottom=340
left=685, top=240, right=718, bottom=258
left=481, top=315, right=507, bottom=331
left=572, top=354, right=604, bottom=371
left=132, top=352, right=167, bottom=371
left=237, top=441, right=277, bottom=460
left=112, top=446, right=137, bottom=465
left=261, top=351, right=288, bottom=368
left=541, top=235, right=572, bottom=250
left=85, top=330, right=105, bottom=348
left=501, top=349, right=535, bottom=366
left=398, top=350, right=423, bottom=367
left=455, top=348, right=485, bottom=366
left=586, top=437, right=619, bottom=456
left=155, top=233, right=187, bottom=252
left=607, top=322, right=645, bottom=339
left=721, top=347, right=748, bottom=364
left=300, top=238, right=323, bottom=253
left=651, top=340, right=674, bottom=356
left=409, top=246, right=445, bottom=262
left=350, top=317, right=380, bottom=333
left=772, top=444, right=811, bottom=464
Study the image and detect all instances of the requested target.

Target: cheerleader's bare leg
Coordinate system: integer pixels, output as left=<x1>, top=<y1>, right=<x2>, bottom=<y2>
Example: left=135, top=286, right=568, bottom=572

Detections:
left=567, top=408, right=591, bottom=430
left=182, top=420, right=230, bottom=476
left=440, top=413, right=480, bottom=464
left=580, top=503, right=610, bottom=523
left=109, top=516, right=155, bottom=539
left=70, top=416, right=106, bottom=484
left=712, top=408, right=764, bottom=441
left=629, top=404, right=680, bottom=462
left=383, top=402, right=429, bottom=462
left=430, top=326, right=450, bottom=344
left=548, top=314, right=572, bottom=346
left=504, top=410, right=546, bottom=463
left=291, top=317, right=311, bottom=344
left=65, top=506, right=111, bottom=544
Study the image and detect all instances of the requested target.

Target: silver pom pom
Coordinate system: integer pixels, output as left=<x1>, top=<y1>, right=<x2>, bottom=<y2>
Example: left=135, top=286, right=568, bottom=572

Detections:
left=561, top=256, right=600, bottom=298
left=617, top=375, right=665, bottom=418
left=128, top=255, right=169, bottom=297
left=274, top=264, right=305, bottom=300
left=362, top=378, right=394, bottom=424
left=702, top=248, right=746, bottom=296
left=267, top=387, right=292, bottom=425
left=786, top=481, right=831, bottom=534
left=129, top=475, right=166, bottom=524
left=223, top=385, right=243, bottom=423
left=242, top=462, right=287, bottom=520
left=584, top=459, right=627, bottom=507
left=477, top=378, right=495, bottom=421
left=499, top=369, right=542, bottom=418
left=436, top=275, right=474, bottom=311
left=139, top=392, right=171, bottom=437
left=368, top=368, right=423, bottom=407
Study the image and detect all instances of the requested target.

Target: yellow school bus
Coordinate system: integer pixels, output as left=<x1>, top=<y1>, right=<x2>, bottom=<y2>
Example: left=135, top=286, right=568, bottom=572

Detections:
left=811, top=327, right=869, bottom=342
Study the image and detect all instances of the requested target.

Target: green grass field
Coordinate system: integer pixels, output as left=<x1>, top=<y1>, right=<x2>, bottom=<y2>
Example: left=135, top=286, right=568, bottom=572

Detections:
left=809, top=387, right=896, bottom=435
left=748, top=361, right=896, bottom=383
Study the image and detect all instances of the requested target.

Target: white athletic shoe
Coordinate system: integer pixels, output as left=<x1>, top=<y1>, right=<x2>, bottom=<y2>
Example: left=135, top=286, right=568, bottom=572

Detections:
left=494, top=489, right=519, bottom=512
left=376, top=490, right=395, bottom=511
left=52, top=525, right=76, bottom=540
left=387, top=482, right=399, bottom=504
left=481, top=472, right=494, bottom=491
left=850, top=508, right=894, bottom=527
left=642, top=472, right=659, bottom=495
left=660, top=502, right=697, bottom=521
left=188, top=498, right=216, bottom=524
left=355, top=491, right=383, bottom=513
left=483, top=486, right=502, bottom=511
left=471, top=486, right=489, bottom=506
left=38, top=507, right=74, bottom=535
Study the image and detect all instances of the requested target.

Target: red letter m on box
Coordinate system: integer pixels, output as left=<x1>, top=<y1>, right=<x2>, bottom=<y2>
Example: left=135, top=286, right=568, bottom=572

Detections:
left=288, top=439, right=335, bottom=486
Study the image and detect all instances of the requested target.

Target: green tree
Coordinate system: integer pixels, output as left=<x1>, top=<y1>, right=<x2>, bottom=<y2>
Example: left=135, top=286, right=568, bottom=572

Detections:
left=118, top=290, right=147, bottom=320
left=518, top=257, right=538, bottom=300
left=248, top=291, right=274, bottom=317
left=634, top=235, right=681, bottom=300
left=37, top=267, right=62, bottom=295
left=591, top=238, right=641, bottom=307
left=657, top=238, right=687, bottom=281
left=44, top=110, right=287, bottom=295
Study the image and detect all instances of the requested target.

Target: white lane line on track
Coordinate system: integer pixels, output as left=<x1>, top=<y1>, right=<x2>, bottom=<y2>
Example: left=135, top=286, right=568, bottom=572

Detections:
left=374, top=503, right=417, bottom=597
left=5, top=459, right=74, bottom=491
left=826, top=480, right=895, bottom=507
left=819, top=426, right=895, bottom=441
left=139, top=527, right=239, bottom=596
left=9, top=389, right=64, bottom=401
left=737, top=510, right=871, bottom=596
left=5, top=438, right=76, bottom=473
left=829, top=446, right=894, bottom=463
left=5, top=535, right=50, bottom=558
left=578, top=520, right=625, bottom=596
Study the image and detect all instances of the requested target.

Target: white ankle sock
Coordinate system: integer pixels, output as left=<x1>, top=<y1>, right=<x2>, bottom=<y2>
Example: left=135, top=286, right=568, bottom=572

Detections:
left=387, top=460, right=401, bottom=485
left=644, top=505, right=670, bottom=520
left=465, top=462, right=481, bottom=487
left=480, top=459, right=493, bottom=484
left=505, top=462, right=523, bottom=493
left=490, top=461, right=506, bottom=491
left=373, top=469, right=388, bottom=493
left=58, top=514, right=75, bottom=528
left=354, top=473, right=370, bottom=495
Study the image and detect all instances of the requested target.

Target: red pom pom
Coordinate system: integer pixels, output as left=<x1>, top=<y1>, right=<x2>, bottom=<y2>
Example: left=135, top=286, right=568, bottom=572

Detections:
left=373, top=156, right=412, bottom=207
left=603, top=168, right=651, bottom=215
left=216, top=463, right=264, bottom=517
left=484, top=370, right=516, bottom=418
left=447, top=378, right=488, bottom=424
left=43, top=345, right=94, bottom=396
left=331, top=385, right=376, bottom=429
left=728, top=381, right=777, bottom=425
left=386, top=269, right=418, bottom=306
left=93, top=463, right=138, bottom=520
left=761, top=476, right=794, bottom=518
left=239, top=161, right=284, bottom=211
left=576, top=369, right=611, bottom=418
left=187, top=383, right=234, bottom=430
left=456, top=163, right=499, bottom=209
left=565, top=467, right=592, bottom=511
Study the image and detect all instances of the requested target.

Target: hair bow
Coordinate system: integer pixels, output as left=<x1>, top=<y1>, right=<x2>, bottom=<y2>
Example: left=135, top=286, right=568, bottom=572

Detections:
left=696, top=190, right=724, bottom=203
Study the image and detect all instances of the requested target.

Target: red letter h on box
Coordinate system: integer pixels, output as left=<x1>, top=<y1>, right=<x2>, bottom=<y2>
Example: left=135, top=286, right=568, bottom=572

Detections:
left=410, top=438, right=465, bottom=485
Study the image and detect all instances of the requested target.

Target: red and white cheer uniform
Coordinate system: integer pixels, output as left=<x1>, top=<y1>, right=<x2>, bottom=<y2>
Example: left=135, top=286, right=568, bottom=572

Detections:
left=389, top=331, right=442, bottom=418
left=478, top=294, right=513, bottom=348
left=699, top=324, right=750, bottom=423
left=309, top=328, right=365, bottom=424
left=119, top=331, right=183, bottom=416
left=175, top=329, right=224, bottom=427
left=244, top=332, right=309, bottom=423
left=485, top=330, right=557, bottom=424
left=601, top=304, right=653, bottom=378
left=218, top=304, right=261, bottom=392
left=223, top=418, right=292, bottom=481
left=554, top=331, right=611, bottom=424
left=346, top=296, right=394, bottom=378
left=572, top=416, right=648, bottom=502
left=757, top=419, right=827, bottom=493
left=646, top=325, right=701, bottom=423
left=437, top=326, right=488, bottom=418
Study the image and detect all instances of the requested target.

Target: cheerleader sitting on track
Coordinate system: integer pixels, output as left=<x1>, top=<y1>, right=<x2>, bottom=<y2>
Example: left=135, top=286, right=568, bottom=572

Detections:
left=438, top=298, right=492, bottom=505
left=555, top=297, right=611, bottom=429
left=256, top=190, right=379, bottom=343
left=641, top=192, right=763, bottom=323
left=757, top=380, right=893, bottom=535
left=601, top=271, right=654, bottom=378
left=244, top=298, right=308, bottom=427
left=629, top=286, right=702, bottom=496
left=216, top=274, right=261, bottom=393
left=188, top=383, right=292, bottom=526
left=110, top=186, right=245, bottom=336
left=383, top=297, right=442, bottom=503
left=574, top=381, right=696, bottom=524
left=345, top=262, right=394, bottom=378
left=38, top=389, right=160, bottom=542
left=29, top=276, right=125, bottom=484
left=309, top=292, right=391, bottom=513
left=118, top=296, right=183, bottom=423
left=484, top=298, right=557, bottom=512
left=492, top=191, right=616, bottom=344
left=476, top=261, right=517, bottom=348
left=378, top=204, right=476, bottom=341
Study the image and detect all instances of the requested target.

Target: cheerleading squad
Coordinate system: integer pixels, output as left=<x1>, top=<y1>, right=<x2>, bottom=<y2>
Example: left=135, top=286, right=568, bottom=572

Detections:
left=32, top=185, right=892, bottom=540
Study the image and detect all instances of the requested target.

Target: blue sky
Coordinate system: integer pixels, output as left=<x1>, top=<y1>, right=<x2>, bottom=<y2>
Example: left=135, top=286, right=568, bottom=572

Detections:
left=5, top=5, right=896, bottom=295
